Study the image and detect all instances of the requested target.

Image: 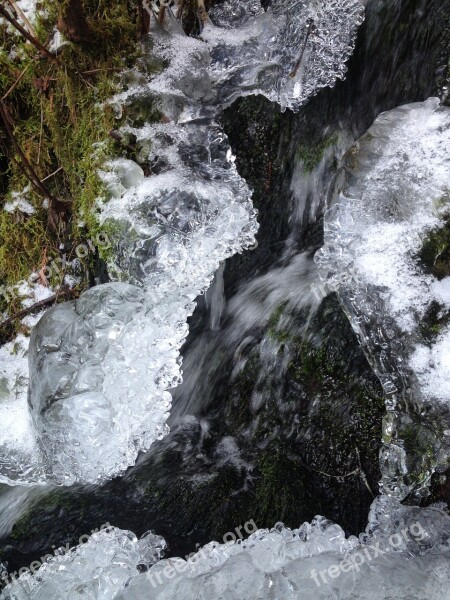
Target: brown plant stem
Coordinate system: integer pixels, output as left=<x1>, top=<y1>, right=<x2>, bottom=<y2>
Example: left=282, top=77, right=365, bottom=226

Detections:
left=0, top=289, right=78, bottom=330
left=0, top=100, right=67, bottom=212
left=0, top=4, right=59, bottom=63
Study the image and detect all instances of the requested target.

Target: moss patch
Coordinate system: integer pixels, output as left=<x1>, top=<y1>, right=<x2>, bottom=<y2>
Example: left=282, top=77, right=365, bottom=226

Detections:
left=419, top=214, right=450, bottom=280
left=0, top=0, right=144, bottom=331
left=296, top=132, right=338, bottom=172
left=419, top=300, right=450, bottom=343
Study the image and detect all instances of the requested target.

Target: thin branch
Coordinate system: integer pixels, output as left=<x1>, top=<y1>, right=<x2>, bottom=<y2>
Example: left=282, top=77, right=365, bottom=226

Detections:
left=0, top=288, right=78, bottom=330
left=1, top=61, right=33, bottom=101
left=37, top=100, right=44, bottom=164
left=0, top=4, right=59, bottom=64
left=41, top=166, right=63, bottom=182
left=139, top=0, right=151, bottom=35
left=158, top=5, right=166, bottom=24
left=5, top=0, right=37, bottom=37
left=0, top=100, right=67, bottom=211
left=81, top=68, right=122, bottom=75
left=355, top=446, right=375, bottom=497
left=289, top=19, right=315, bottom=78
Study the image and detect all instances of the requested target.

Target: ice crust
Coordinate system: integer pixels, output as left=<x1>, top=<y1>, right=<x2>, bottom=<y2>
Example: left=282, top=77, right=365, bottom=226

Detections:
left=316, top=99, right=450, bottom=496
left=2, top=499, right=450, bottom=599
left=206, top=0, right=365, bottom=111
left=0, top=527, right=167, bottom=600
left=0, top=1, right=365, bottom=484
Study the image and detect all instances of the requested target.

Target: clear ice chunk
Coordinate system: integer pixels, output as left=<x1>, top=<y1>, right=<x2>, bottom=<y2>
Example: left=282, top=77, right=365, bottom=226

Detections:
left=2, top=503, right=450, bottom=599
left=206, top=0, right=365, bottom=111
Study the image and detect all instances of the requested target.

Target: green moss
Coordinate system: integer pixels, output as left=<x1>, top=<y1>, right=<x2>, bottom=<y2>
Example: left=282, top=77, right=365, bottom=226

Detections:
left=0, top=1, right=146, bottom=332
left=255, top=445, right=307, bottom=522
left=419, top=300, right=450, bottom=343
left=419, top=213, right=450, bottom=280
left=10, top=488, right=95, bottom=541
left=296, top=132, right=338, bottom=172
left=266, top=301, right=290, bottom=342
left=10, top=494, right=60, bottom=540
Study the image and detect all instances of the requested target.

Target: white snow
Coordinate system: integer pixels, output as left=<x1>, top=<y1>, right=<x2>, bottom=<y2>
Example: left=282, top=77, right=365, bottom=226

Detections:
left=3, top=189, right=35, bottom=216
left=16, top=0, right=37, bottom=23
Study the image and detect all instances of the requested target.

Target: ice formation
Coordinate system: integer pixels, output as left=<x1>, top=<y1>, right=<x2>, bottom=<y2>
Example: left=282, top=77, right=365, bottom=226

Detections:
left=206, top=0, right=365, bottom=110
left=316, top=98, right=450, bottom=497
left=0, top=527, right=167, bottom=599
left=2, top=498, right=450, bottom=599
left=0, top=1, right=364, bottom=484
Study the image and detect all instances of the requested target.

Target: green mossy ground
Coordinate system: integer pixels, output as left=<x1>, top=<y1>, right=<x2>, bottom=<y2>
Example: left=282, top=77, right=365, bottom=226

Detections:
left=419, top=300, right=450, bottom=343
left=417, top=210, right=450, bottom=343
left=0, top=0, right=144, bottom=335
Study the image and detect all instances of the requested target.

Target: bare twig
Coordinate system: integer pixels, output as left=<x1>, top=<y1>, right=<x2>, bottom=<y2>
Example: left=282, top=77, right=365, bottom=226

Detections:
left=0, top=4, right=59, bottom=64
left=289, top=18, right=315, bottom=78
left=0, top=100, right=67, bottom=211
left=158, top=4, right=166, bottom=24
left=37, top=101, right=44, bottom=164
left=41, top=166, right=63, bottom=182
left=139, top=0, right=151, bottom=35
left=1, top=61, right=33, bottom=101
left=0, top=288, right=78, bottom=330
left=5, top=0, right=37, bottom=37
left=81, top=68, right=122, bottom=75
left=355, top=447, right=375, bottom=497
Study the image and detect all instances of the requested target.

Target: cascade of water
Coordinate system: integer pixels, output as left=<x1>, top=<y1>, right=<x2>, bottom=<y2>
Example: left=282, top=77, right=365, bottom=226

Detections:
left=0, top=0, right=364, bottom=486
left=1, top=1, right=449, bottom=597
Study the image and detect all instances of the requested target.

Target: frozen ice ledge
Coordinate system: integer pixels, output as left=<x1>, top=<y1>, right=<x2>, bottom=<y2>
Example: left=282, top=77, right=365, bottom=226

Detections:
left=2, top=497, right=450, bottom=599
left=0, top=0, right=365, bottom=485
left=316, top=98, right=450, bottom=499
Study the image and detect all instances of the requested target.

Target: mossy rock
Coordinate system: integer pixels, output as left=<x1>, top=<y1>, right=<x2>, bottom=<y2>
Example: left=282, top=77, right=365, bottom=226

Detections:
left=419, top=215, right=450, bottom=280
left=295, top=132, right=338, bottom=173
left=419, top=300, right=450, bottom=343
